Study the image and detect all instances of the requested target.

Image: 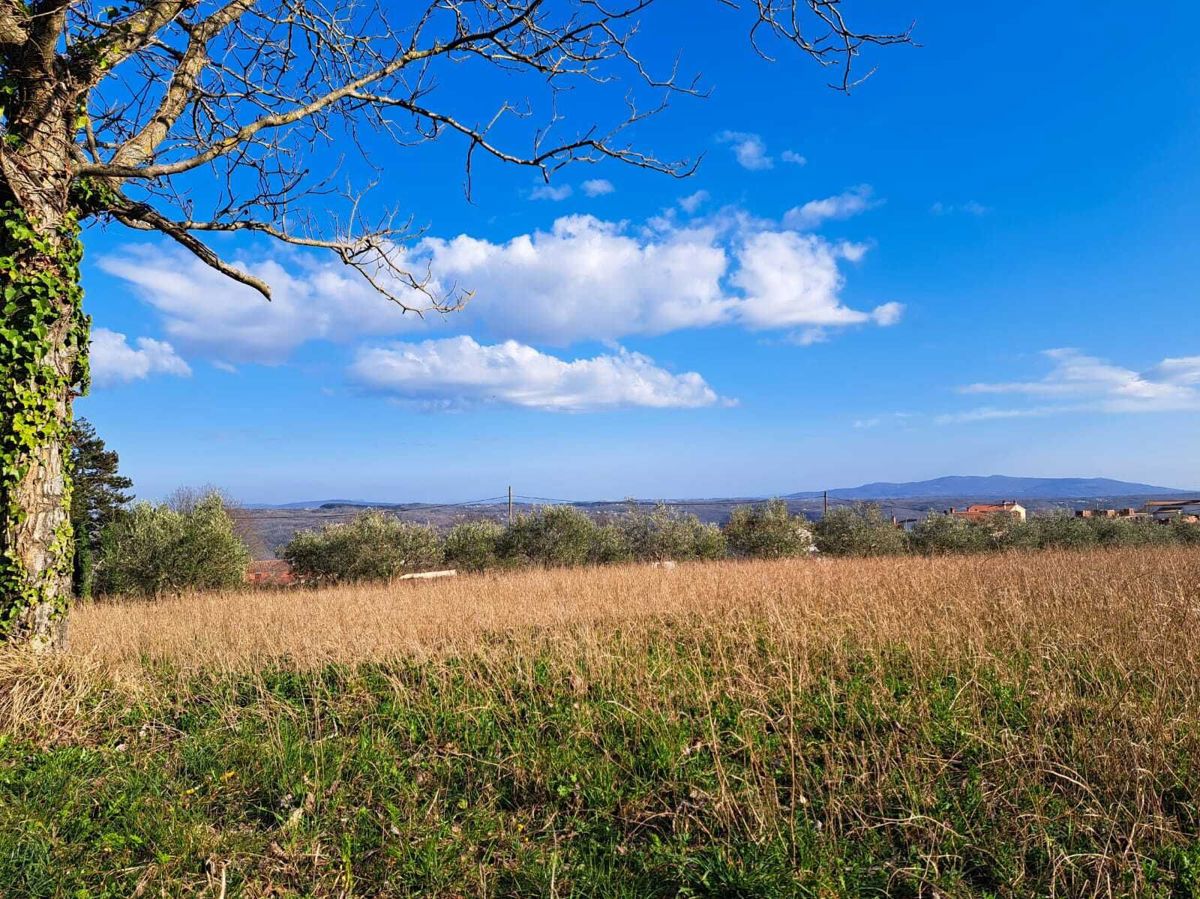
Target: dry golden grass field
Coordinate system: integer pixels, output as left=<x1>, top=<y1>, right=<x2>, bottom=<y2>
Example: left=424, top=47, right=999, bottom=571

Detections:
left=3, top=547, right=1200, bottom=896
left=56, top=545, right=1200, bottom=671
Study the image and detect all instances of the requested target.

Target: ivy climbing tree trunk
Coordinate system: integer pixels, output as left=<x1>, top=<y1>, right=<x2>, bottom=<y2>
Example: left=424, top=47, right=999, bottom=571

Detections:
left=0, top=202, right=89, bottom=649
left=0, top=72, right=90, bottom=649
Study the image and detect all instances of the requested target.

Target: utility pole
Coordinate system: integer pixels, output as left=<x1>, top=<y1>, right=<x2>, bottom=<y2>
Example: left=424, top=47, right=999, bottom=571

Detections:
left=823, top=490, right=828, bottom=518
left=508, top=485, right=514, bottom=525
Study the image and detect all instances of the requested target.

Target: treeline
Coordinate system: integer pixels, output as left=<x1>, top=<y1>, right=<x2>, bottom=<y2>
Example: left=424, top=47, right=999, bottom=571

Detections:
left=281, top=503, right=782, bottom=584
left=280, top=501, right=1200, bottom=584
left=282, top=501, right=814, bottom=584
left=90, top=490, right=1200, bottom=597
left=822, top=505, right=1200, bottom=555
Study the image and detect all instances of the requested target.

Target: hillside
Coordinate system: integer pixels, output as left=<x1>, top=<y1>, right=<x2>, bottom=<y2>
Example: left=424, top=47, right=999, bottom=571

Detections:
left=789, top=474, right=1192, bottom=501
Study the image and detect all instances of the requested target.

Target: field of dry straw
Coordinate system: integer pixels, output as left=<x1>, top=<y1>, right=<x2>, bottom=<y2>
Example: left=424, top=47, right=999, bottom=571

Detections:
left=56, top=545, right=1200, bottom=671
left=2, top=546, right=1200, bottom=896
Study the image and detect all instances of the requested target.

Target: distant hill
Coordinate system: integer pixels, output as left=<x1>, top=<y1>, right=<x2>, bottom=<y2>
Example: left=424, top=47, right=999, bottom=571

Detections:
left=242, top=499, right=376, bottom=510
left=789, top=475, right=1194, bottom=501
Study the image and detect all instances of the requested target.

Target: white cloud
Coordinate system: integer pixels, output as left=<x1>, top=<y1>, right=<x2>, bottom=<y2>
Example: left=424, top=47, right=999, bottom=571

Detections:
left=871, top=301, right=905, bottom=327
left=421, top=215, right=734, bottom=344
left=946, top=349, right=1200, bottom=422
left=783, top=185, right=879, bottom=230
left=935, top=407, right=1055, bottom=425
left=788, top=328, right=829, bottom=346
left=679, top=190, right=710, bottom=214
left=90, top=328, right=190, bottom=387
left=717, top=131, right=773, bottom=171
left=931, top=200, right=990, bottom=216
left=350, top=336, right=723, bottom=412
left=1148, top=356, right=1200, bottom=386
left=97, top=247, right=417, bottom=363
left=531, top=183, right=572, bottom=201
left=853, top=412, right=913, bottom=429
left=731, top=230, right=900, bottom=330
left=581, top=178, right=615, bottom=197
left=100, top=209, right=898, bottom=363
left=781, top=150, right=807, bottom=166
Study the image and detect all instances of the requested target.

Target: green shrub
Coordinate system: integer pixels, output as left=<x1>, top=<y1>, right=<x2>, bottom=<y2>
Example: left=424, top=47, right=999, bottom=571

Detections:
left=620, top=504, right=726, bottom=562
left=909, top=513, right=989, bottom=556
left=444, top=519, right=505, bottom=572
left=591, top=523, right=635, bottom=565
left=1090, top=517, right=1173, bottom=548
left=977, top=514, right=1040, bottom=551
left=1169, top=519, right=1200, bottom=545
left=813, top=504, right=908, bottom=557
left=1029, top=514, right=1098, bottom=550
left=282, top=511, right=443, bottom=584
left=498, top=506, right=612, bottom=568
left=723, top=499, right=813, bottom=559
left=99, top=491, right=249, bottom=597
left=692, top=521, right=729, bottom=561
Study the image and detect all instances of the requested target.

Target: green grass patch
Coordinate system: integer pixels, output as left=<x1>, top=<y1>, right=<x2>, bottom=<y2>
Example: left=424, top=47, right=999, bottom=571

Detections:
left=2, top=631, right=1198, bottom=897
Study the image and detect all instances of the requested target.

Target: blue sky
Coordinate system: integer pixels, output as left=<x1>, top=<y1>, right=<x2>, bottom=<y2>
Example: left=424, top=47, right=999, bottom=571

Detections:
left=78, top=1, right=1200, bottom=502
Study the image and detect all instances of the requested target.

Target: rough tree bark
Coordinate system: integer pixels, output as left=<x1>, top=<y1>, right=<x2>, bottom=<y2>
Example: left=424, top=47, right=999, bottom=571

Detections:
left=1, top=15, right=89, bottom=648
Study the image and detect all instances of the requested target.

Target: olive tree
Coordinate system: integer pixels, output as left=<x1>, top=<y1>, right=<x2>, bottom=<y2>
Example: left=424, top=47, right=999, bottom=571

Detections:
left=99, top=489, right=248, bottom=596
left=281, top=511, right=443, bottom=584
left=0, top=0, right=908, bottom=646
left=723, top=499, right=812, bottom=559
left=813, top=503, right=908, bottom=557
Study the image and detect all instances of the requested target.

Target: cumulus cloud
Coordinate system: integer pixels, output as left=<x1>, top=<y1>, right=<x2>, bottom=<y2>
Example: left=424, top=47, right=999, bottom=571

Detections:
left=944, top=349, right=1200, bottom=422
left=731, top=230, right=900, bottom=330
left=350, top=336, right=723, bottom=411
left=421, top=215, right=734, bottom=344
left=90, top=328, right=190, bottom=387
left=97, top=248, right=417, bottom=363
left=580, top=178, right=615, bottom=197
left=780, top=150, right=807, bottom=165
left=871, top=301, right=905, bottom=327
left=717, top=131, right=773, bottom=170
left=531, top=183, right=572, bottom=201
left=100, top=209, right=899, bottom=362
left=679, top=190, right=710, bottom=214
left=783, top=185, right=879, bottom=230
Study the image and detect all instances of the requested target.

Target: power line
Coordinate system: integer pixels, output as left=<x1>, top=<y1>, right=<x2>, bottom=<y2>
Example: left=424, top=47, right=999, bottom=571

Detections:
left=512, top=494, right=807, bottom=510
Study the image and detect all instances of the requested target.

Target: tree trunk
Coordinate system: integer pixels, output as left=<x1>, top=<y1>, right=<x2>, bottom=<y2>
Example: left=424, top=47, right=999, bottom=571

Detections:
left=0, top=84, right=89, bottom=649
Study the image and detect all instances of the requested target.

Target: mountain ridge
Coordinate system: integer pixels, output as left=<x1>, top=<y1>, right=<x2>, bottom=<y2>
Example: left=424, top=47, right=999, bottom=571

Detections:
left=788, top=475, right=1195, bottom=501
left=244, top=475, right=1196, bottom=510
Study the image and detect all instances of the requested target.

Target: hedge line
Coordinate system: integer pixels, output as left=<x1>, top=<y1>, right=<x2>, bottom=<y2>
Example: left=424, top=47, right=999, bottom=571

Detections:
left=281, top=501, right=1200, bottom=584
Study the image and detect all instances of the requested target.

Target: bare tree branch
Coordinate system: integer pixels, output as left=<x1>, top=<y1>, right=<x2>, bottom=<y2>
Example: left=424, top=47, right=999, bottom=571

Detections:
left=3, top=0, right=911, bottom=309
left=110, top=196, right=276, bottom=299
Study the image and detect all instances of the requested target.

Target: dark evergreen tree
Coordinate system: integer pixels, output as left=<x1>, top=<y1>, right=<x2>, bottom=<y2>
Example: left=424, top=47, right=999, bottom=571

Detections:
left=69, top=419, right=133, bottom=598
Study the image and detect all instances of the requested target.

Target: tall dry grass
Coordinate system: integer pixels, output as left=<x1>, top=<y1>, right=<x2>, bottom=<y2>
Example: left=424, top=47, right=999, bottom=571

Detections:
left=58, top=545, right=1200, bottom=673
left=7, top=545, right=1196, bottom=742
left=3, top=547, right=1200, bottom=895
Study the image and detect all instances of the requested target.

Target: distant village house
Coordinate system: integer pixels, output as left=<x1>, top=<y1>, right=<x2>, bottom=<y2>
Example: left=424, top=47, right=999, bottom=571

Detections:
left=1075, top=499, right=1200, bottom=524
left=945, top=501, right=1027, bottom=522
left=246, top=559, right=296, bottom=587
